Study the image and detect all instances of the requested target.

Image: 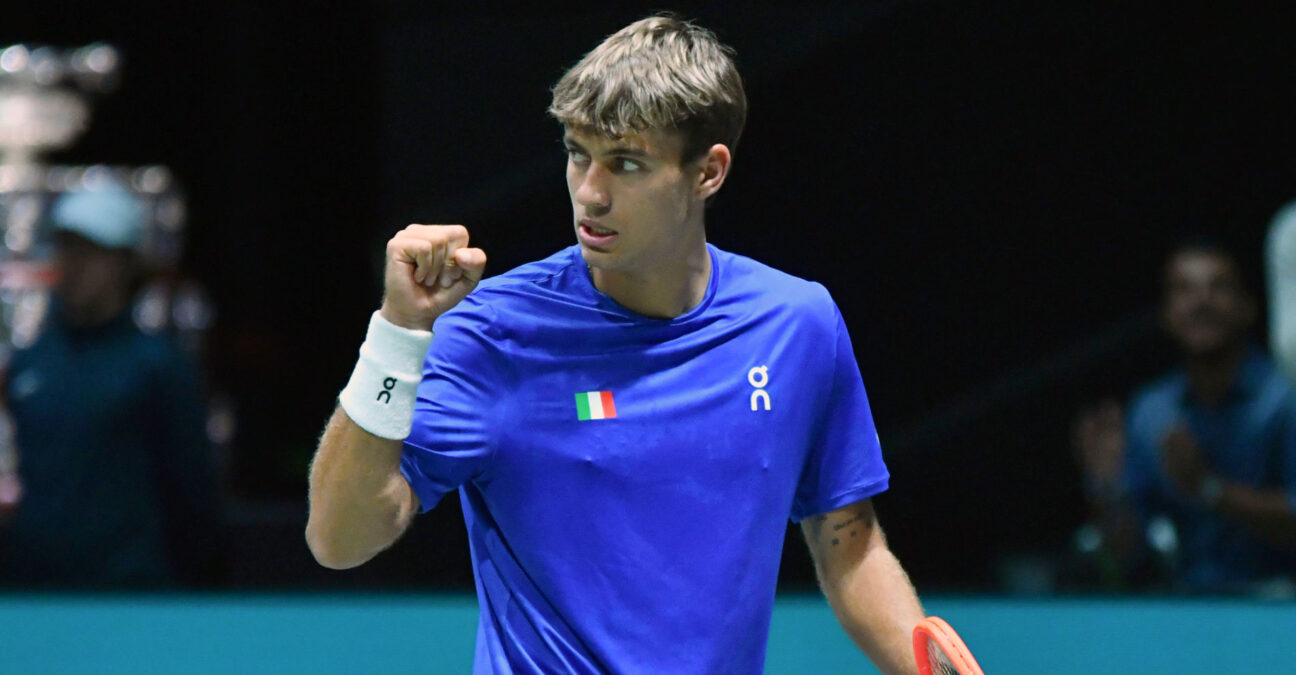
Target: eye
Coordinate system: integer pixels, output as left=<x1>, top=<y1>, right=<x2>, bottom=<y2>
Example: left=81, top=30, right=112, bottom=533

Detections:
left=615, top=158, right=642, bottom=172
left=567, top=149, right=590, bottom=164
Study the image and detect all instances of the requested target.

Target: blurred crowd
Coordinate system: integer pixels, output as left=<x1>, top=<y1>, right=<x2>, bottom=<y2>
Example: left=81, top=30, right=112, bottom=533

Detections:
left=1069, top=225, right=1296, bottom=596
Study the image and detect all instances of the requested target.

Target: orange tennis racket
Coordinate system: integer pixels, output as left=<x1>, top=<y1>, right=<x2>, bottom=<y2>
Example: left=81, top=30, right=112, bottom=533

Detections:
left=913, top=616, right=984, bottom=675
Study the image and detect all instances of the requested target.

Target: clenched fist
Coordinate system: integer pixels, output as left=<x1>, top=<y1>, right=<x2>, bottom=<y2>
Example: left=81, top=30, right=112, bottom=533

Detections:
left=380, top=224, right=487, bottom=330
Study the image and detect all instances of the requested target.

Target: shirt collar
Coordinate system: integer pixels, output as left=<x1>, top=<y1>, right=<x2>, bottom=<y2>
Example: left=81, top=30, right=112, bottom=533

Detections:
left=1176, top=344, right=1267, bottom=407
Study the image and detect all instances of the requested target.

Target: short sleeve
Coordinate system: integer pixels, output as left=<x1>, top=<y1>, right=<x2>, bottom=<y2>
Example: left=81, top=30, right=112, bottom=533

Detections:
left=790, top=304, right=890, bottom=522
left=400, top=297, right=503, bottom=512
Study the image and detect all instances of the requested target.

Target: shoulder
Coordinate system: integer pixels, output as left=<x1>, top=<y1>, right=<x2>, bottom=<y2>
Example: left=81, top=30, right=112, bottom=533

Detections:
left=433, top=248, right=575, bottom=327
left=472, top=246, right=577, bottom=298
left=1245, top=353, right=1296, bottom=416
left=713, top=246, right=838, bottom=323
left=1126, top=370, right=1184, bottom=435
left=427, top=247, right=588, bottom=361
left=1129, top=368, right=1185, bottom=409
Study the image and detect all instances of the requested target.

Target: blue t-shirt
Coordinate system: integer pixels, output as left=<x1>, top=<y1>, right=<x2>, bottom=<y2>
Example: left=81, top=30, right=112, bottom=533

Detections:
left=400, top=244, right=889, bottom=673
left=1125, top=349, right=1296, bottom=591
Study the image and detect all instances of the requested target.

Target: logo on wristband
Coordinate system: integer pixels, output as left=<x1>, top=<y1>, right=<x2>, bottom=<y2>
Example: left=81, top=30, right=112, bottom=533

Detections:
left=376, top=377, right=397, bottom=404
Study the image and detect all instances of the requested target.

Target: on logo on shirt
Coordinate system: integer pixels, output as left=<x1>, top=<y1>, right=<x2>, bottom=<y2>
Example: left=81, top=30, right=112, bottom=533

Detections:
left=748, top=366, right=770, bottom=411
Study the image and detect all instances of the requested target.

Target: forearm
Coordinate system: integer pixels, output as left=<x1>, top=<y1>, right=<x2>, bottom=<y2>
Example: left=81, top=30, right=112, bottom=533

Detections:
left=305, top=405, right=418, bottom=569
left=805, top=500, right=923, bottom=675
left=305, top=225, right=483, bottom=569
left=1214, top=479, right=1296, bottom=549
left=821, top=535, right=924, bottom=675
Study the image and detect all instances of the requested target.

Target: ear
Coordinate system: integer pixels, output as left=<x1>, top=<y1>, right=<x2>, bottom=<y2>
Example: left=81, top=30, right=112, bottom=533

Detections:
left=694, top=144, right=732, bottom=200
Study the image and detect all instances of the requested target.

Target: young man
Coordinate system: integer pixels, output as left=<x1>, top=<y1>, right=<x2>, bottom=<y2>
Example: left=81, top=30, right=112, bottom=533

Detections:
left=307, top=15, right=924, bottom=673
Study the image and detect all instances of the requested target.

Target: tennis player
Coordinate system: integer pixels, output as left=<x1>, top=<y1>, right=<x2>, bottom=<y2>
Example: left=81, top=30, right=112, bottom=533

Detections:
left=307, top=15, right=925, bottom=674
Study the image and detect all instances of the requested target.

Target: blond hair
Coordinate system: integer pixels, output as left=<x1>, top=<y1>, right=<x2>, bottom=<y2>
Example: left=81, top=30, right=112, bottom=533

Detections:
left=548, top=14, right=747, bottom=162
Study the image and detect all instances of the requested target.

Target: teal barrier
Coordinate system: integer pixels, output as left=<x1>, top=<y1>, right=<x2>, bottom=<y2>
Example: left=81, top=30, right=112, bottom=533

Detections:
left=1, top=593, right=1293, bottom=673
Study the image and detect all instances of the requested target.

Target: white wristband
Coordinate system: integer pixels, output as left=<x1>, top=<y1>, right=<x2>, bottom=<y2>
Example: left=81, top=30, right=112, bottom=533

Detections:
left=338, top=311, right=434, bottom=440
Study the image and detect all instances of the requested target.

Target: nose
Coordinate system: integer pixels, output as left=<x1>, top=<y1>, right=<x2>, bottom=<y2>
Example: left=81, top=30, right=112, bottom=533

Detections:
left=573, top=163, right=610, bottom=214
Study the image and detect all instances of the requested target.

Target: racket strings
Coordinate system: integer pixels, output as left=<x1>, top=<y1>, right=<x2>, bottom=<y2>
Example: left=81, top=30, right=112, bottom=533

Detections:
left=925, top=637, right=960, bottom=675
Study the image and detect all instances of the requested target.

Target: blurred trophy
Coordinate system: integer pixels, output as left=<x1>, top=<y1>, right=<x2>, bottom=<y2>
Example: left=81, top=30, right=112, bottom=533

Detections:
left=0, top=44, right=226, bottom=503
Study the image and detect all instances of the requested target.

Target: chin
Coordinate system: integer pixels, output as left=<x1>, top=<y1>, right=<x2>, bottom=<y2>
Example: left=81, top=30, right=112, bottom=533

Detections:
left=1179, top=336, right=1242, bottom=360
left=578, top=245, right=619, bottom=269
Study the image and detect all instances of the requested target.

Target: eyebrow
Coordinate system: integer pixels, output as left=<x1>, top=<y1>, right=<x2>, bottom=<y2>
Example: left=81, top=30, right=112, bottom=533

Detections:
left=563, top=136, right=649, bottom=158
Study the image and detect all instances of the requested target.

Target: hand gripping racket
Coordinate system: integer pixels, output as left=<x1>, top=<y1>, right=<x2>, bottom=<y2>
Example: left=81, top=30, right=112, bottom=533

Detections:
left=913, top=616, right=984, bottom=675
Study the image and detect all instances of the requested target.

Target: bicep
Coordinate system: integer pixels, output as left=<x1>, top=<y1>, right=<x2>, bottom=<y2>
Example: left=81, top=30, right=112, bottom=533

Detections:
left=801, top=498, right=883, bottom=583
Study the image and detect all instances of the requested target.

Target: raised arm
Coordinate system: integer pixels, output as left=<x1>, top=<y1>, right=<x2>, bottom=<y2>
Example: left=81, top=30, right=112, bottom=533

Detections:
left=306, top=224, right=486, bottom=569
left=802, top=499, right=924, bottom=675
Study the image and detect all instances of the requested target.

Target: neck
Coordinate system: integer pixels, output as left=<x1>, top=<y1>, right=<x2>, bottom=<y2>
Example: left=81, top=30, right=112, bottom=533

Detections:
left=1184, top=342, right=1247, bottom=408
left=61, top=295, right=130, bottom=330
left=591, top=238, right=711, bottom=319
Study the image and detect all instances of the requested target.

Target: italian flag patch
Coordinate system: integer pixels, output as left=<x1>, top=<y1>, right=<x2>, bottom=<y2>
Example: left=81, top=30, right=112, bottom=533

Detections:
left=575, top=390, right=617, bottom=421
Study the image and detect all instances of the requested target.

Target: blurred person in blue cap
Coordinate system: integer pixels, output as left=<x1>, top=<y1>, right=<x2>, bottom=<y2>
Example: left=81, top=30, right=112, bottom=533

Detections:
left=0, top=183, right=225, bottom=588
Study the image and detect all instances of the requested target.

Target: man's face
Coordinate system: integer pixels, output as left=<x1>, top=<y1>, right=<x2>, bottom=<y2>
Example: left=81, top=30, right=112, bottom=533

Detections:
left=563, top=126, right=703, bottom=276
left=53, top=233, right=133, bottom=323
left=1162, top=250, right=1254, bottom=357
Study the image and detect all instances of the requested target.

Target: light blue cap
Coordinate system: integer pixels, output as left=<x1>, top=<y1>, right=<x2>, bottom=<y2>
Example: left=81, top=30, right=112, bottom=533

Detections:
left=50, top=186, right=145, bottom=249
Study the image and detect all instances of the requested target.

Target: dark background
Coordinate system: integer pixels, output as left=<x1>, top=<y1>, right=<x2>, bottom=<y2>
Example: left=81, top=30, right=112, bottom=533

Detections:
left=6, top=0, right=1295, bottom=591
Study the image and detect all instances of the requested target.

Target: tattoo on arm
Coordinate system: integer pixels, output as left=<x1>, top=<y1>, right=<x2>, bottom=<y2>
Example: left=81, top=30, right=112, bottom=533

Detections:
left=832, top=514, right=865, bottom=532
left=810, top=502, right=876, bottom=547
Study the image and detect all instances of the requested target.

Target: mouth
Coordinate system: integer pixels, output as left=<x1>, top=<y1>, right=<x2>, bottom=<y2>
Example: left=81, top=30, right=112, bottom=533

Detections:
left=577, top=219, right=619, bottom=250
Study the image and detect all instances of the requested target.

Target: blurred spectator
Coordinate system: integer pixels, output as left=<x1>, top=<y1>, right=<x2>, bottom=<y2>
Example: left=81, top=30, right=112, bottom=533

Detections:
left=1266, top=200, right=1296, bottom=381
left=0, top=185, right=224, bottom=588
left=1074, top=238, right=1296, bottom=594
